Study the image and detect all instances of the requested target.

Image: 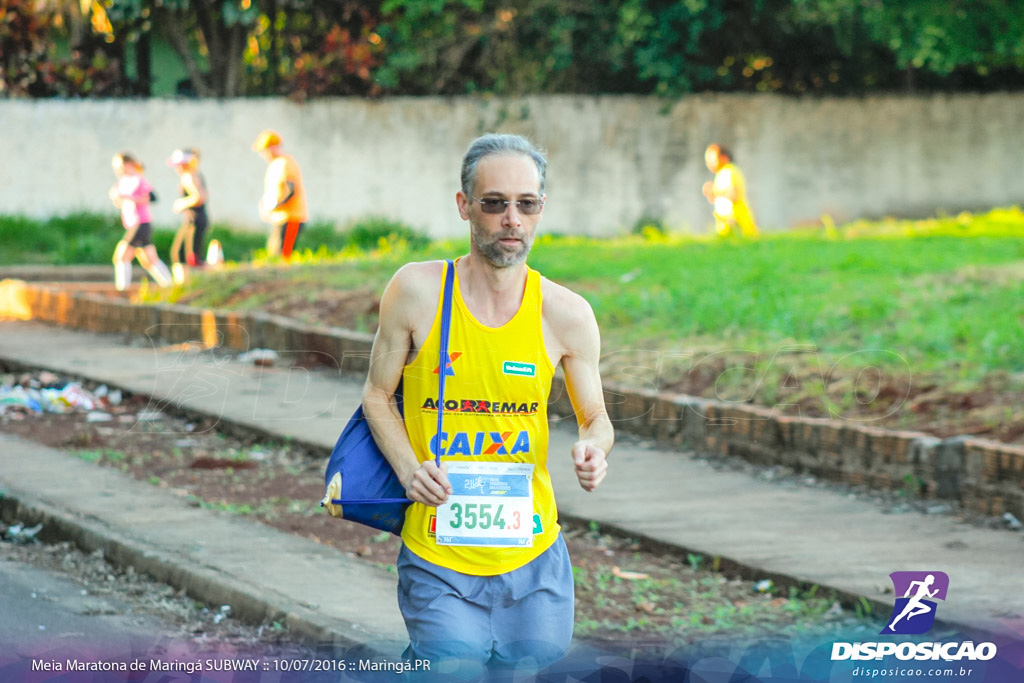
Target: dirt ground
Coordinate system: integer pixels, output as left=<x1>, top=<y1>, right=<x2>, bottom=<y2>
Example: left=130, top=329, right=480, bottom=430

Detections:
left=0, top=371, right=887, bottom=649
left=174, top=279, right=1024, bottom=445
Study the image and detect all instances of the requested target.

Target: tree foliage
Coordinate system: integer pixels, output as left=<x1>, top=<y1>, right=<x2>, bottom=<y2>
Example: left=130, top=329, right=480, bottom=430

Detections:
left=3, top=0, right=1023, bottom=98
left=245, top=1, right=383, bottom=98
left=0, top=0, right=61, bottom=96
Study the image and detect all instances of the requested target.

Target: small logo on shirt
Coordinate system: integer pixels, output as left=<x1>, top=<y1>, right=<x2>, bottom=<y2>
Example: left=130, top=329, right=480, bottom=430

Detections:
left=502, top=361, right=536, bottom=377
left=434, top=352, right=463, bottom=376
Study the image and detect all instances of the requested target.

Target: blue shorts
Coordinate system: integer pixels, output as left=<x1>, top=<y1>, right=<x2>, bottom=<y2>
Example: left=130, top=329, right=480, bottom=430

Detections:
left=397, top=535, right=574, bottom=674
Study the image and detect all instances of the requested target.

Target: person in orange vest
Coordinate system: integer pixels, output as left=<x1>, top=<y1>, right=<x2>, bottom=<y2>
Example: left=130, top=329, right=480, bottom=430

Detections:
left=252, top=130, right=308, bottom=261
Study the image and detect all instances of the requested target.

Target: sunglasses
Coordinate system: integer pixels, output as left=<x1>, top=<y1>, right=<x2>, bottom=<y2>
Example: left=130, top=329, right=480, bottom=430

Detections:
left=470, top=195, right=544, bottom=215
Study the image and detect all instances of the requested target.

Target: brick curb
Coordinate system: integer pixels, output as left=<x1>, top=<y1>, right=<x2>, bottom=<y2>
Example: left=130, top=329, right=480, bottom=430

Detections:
left=3, top=278, right=1021, bottom=520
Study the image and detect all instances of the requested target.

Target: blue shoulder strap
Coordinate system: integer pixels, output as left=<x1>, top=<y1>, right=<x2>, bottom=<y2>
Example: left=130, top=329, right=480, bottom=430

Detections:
left=434, top=259, right=455, bottom=467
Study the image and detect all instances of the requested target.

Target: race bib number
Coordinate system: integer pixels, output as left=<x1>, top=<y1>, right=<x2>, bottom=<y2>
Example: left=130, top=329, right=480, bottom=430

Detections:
left=435, top=461, right=534, bottom=547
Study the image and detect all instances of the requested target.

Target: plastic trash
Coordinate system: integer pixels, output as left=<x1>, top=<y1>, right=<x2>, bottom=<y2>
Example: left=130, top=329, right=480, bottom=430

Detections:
left=2, top=522, right=44, bottom=545
left=0, top=386, right=43, bottom=414
left=37, top=371, right=61, bottom=387
left=612, top=566, right=650, bottom=581
left=1004, top=512, right=1022, bottom=531
left=59, top=383, right=96, bottom=411
left=0, top=374, right=113, bottom=417
left=38, top=388, right=73, bottom=413
left=236, top=348, right=279, bottom=367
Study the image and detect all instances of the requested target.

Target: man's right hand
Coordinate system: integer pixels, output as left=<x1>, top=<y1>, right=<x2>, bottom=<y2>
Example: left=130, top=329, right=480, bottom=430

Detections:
left=404, top=460, right=452, bottom=507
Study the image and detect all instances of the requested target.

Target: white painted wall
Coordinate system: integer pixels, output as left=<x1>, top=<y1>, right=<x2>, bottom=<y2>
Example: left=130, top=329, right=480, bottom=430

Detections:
left=2, top=94, right=1022, bottom=238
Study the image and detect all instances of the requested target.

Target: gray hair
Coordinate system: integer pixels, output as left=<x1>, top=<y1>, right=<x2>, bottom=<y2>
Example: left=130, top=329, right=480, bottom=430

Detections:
left=460, top=133, right=547, bottom=197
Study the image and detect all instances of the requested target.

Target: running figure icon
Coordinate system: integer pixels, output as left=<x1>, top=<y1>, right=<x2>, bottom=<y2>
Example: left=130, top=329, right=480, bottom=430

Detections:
left=888, top=574, right=938, bottom=631
left=881, top=571, right=949, bottom=635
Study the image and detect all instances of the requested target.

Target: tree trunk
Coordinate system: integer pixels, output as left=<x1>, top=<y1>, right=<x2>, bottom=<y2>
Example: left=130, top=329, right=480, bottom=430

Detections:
left=159, top=9, right=215, bottom=97
left=224, top=22, right=245, bottom=96
left=193, top=2, right=227, bottom=95
left=904, top=64, right=916, bottom=93
left=135, top=30, right=152, bottom=96
left=267, top=0, right=279, bottom=95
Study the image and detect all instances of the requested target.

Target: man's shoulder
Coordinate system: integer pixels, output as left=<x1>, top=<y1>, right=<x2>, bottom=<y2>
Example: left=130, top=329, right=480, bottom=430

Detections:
left=394, top=259, right=446, bottom=285
left=266, top=156, right=287, bottom=177
left=721, top=163, right=743, bottom=178
left=539, top=275, right=595, bottom=326
left=386, top=260, right=447, bottom=307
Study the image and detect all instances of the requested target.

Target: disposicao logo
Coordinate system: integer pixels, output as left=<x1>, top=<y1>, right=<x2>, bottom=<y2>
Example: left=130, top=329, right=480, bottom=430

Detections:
left=831, top=570, right=998, bottom=663
left=881, top=571, right=949, bottom=635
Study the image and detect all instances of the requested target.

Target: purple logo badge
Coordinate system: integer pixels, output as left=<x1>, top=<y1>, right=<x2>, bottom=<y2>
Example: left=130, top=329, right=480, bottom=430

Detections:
left=881, top=571, right=949, bottom=635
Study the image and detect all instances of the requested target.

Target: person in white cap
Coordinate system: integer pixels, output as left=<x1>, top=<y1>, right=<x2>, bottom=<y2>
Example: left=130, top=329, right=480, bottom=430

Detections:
left=167, top=148, right=209, bottom=284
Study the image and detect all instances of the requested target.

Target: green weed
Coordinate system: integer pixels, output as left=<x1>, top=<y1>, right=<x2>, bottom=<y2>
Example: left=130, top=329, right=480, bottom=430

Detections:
left=73, top=448, right=125, bottom=463
left=74, top=449, right=104, bottom=462
left=686, top=553, right=704, bottom=571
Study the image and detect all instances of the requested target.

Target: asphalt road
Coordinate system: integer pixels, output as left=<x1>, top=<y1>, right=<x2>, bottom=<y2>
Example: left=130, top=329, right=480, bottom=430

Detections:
left=0, top=540, right=179, bottom=666
left=0, top=539, right=335, bottom=681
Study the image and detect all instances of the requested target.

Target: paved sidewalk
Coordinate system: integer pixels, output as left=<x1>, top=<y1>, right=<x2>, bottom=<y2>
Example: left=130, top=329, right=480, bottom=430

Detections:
left=1, top=320, right=1023, bottom=652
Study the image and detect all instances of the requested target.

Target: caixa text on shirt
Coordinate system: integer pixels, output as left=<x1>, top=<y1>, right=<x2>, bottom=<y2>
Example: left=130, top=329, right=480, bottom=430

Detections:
left=429, top=430, right=531, bottom=456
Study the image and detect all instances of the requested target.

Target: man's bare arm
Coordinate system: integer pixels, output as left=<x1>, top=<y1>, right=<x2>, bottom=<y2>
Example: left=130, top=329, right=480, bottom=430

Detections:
left=546, top=285, right=614, bottom=491
left=362, top=264, right=452, bottom=506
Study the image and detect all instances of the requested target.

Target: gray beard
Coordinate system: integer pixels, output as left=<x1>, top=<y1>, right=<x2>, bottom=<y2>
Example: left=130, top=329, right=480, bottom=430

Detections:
left=471, top=220, right=533, bottom=268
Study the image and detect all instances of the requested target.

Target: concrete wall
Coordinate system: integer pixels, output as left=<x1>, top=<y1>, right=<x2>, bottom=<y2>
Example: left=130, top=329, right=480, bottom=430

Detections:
left=2, top=94, right=1022, bottom=237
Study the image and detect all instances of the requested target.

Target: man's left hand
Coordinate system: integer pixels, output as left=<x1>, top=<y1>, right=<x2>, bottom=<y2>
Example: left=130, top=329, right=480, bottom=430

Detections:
left=571, top=442, right=608, bottom=492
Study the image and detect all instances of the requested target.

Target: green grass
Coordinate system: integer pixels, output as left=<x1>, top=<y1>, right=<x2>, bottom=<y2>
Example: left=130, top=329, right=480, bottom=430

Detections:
left=0, top=214, right=427, bottom=267
left=524, top=210, right=1024, bottom=380
left=0, top=213, right=116, bottom=265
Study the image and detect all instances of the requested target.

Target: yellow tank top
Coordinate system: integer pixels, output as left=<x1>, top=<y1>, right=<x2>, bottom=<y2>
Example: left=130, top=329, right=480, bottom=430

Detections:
left=400, top=261, right=558, bottom=575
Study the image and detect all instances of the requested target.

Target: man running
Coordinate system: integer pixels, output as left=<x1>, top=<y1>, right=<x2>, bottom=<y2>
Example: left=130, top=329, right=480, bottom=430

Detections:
left=362, top=133, right=614, bottom=676
left=252, top=129, right=308, bottom=260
